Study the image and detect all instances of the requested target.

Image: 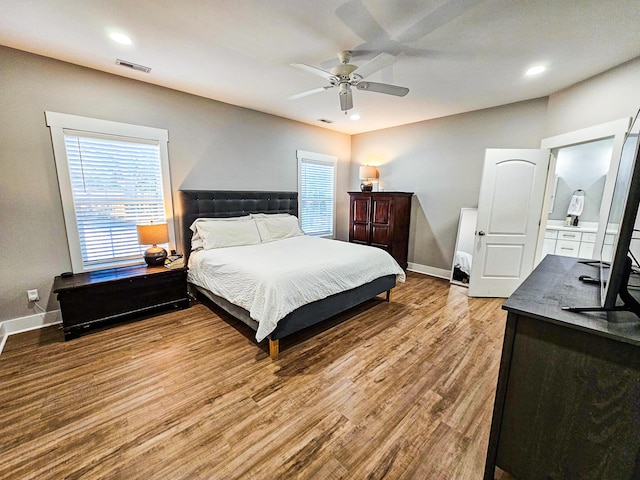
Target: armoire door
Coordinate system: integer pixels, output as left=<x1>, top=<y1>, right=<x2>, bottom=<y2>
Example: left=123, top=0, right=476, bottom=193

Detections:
left=350, top=196, right=370, bottom=244
left=370, top=196, right=392, bottom=251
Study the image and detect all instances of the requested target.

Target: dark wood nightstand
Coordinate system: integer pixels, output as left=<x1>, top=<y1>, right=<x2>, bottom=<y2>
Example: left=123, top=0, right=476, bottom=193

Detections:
left=53, top=264, right=189, bottom=340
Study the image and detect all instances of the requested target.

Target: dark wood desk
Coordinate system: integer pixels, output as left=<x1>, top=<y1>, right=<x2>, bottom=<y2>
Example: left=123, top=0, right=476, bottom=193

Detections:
left=53, top=264, right=189, bottom=339
left=484, top=255, right=640, bottom=480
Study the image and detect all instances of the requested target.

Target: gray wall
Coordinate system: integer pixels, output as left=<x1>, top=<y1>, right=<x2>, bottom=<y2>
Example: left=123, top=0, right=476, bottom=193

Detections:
left=2, top=43, right=639, bottom=324
left=545, top=57, right=640, bottom=137
left=548, top=139, right=613, bottom=223
left=350, top=100, right=549, bottom=271
left=0, top=46, right=350, bottom=322
left=349, top=55, right=640, bottom=273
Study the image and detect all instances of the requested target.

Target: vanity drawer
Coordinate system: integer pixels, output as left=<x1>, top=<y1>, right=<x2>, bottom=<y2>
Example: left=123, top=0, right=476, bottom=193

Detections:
left=582, top=233, right=597, bottom=243
left=558, top=231, right=582, bottom=242
left=544, top=229, right=558, bottom=239
left=555, top=240, right=580, bottom=257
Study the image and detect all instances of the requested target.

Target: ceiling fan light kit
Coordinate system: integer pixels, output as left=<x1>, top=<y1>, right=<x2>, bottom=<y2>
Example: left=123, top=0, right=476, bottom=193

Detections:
left=290, top=50, right=409, bottom=112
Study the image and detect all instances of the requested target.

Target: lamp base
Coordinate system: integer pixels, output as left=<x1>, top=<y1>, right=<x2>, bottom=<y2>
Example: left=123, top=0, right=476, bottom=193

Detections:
left=360, top=181, right=373, bottom=192
left=144, top=246, right=167, bottom=266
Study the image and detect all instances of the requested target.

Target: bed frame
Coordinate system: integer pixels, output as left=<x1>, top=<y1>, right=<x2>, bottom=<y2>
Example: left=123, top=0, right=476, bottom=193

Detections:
left=180, top=189, right=396, bottom=359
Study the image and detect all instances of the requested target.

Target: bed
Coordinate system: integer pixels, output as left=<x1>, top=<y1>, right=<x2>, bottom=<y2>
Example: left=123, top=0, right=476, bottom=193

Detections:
left=180, top=190, right=405, bottom=359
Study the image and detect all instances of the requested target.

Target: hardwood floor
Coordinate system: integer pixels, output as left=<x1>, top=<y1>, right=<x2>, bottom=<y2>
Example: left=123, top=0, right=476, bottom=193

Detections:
left=0, top=272, right=508, bottom=479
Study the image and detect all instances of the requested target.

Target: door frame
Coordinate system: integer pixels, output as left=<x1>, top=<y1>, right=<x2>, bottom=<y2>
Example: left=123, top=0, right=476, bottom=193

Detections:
left=535, top=118, right=631, bottom=265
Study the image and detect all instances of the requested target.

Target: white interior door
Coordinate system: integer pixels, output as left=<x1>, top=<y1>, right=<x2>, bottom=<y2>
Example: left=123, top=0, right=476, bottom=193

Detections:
left=468, top=148, right=549, bottom=297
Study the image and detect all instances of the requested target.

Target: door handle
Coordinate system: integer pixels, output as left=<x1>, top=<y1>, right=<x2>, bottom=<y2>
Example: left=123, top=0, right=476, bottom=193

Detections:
left=477, top=230, right=486, bottom=236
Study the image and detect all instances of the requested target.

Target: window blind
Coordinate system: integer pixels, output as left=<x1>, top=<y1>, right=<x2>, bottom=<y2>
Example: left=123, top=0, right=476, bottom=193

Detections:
left=299, top=159, right=335, bottom=237
left=63, top=132, right=167, bottom=268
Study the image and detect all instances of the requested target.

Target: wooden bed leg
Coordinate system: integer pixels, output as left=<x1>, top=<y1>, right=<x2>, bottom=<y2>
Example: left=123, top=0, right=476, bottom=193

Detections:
left=386, top=288, right=394, bottom=302
left=269, top=339, right=279, bottom=360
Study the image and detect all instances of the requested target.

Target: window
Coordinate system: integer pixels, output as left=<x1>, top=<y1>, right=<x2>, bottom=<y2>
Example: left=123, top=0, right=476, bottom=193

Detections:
left=297, top=150, right=337, bottom=237
left=46, top=112, right=174, bottom=273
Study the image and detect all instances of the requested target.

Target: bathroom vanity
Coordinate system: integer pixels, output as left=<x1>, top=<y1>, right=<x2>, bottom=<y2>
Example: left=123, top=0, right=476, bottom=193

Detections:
left=542, top=221, right=599, bottom=260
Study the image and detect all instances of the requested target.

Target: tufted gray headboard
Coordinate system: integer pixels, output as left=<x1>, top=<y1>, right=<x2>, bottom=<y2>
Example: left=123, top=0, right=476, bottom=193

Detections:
left=179, top=190, right=298, bottom=261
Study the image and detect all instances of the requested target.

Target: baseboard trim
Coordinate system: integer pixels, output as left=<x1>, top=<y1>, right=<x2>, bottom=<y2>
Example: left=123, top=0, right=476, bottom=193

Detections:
left=407, top=263, right=451, bottom=280
left=0, top=310, right=61, bottom=355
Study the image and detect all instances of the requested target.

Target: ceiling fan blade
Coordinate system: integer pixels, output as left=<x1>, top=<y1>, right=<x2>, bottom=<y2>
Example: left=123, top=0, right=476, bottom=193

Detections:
left=339, top=88, right=353, bottom=111
left=356, top=81, right=409, bottom=97
left=354, top=53, right=396, bottom=79
left=288, top=86, right=333, bottom=100
left=291, top=63, right=337, bottom=82
left=335, top=0, right=390, bottom=43
left=396, top=0, right=485, bottom=44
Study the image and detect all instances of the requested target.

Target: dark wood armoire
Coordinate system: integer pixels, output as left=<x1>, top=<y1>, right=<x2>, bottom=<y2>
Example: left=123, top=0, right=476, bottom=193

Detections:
left=348, top=191, right=413, bottom=270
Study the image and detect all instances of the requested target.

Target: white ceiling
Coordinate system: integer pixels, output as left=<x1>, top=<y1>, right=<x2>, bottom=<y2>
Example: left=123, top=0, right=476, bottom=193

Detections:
left=1, top=0, right=639, bottom=135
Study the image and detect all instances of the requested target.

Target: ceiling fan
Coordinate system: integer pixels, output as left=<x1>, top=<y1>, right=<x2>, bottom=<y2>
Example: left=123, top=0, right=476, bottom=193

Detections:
left=289, top=50, right=409, bottom=112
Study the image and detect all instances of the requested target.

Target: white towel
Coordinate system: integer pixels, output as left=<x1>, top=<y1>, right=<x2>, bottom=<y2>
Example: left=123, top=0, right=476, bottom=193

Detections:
left=567, top=194, right=584, bottom=216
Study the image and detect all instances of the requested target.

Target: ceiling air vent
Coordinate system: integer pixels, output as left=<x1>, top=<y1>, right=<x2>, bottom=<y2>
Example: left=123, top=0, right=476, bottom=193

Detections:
left=116, top=59, right=151, bottom=73
left=317, top=118, right=334, bottom=124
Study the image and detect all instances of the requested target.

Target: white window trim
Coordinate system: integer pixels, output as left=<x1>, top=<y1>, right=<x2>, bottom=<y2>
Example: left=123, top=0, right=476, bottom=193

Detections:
left=46, top=111, right=175, bottom=272
left=297, top=150, right=338, bottom=239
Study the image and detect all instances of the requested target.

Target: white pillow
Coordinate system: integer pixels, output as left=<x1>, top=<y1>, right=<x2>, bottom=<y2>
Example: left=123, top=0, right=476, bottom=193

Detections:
left=195, top=218, right=261, bottom=250
left=189, top=216, right=251, bottom=250
left=255, top=215, right=304, bottom=243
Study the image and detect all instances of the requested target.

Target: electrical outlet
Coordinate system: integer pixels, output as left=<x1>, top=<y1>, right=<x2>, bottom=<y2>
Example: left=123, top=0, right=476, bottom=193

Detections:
left=27, top=289, right=39, bottom=302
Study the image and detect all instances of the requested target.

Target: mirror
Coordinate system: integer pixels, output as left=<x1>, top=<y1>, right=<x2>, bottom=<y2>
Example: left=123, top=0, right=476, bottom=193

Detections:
left=451, top=208, right=478, bottom=287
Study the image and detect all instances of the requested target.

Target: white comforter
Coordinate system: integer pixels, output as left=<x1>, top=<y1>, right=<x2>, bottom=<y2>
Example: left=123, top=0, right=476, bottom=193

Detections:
left=188, top=235, right=405, bottom=342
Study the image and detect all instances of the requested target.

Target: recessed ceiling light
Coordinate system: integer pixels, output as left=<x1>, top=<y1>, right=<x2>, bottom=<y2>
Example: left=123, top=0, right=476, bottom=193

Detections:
left=350, top=113, right=361, bottom=121
left=109, top=32, right=132, bottom=45
left=525, top=65, right=546, bottom=76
